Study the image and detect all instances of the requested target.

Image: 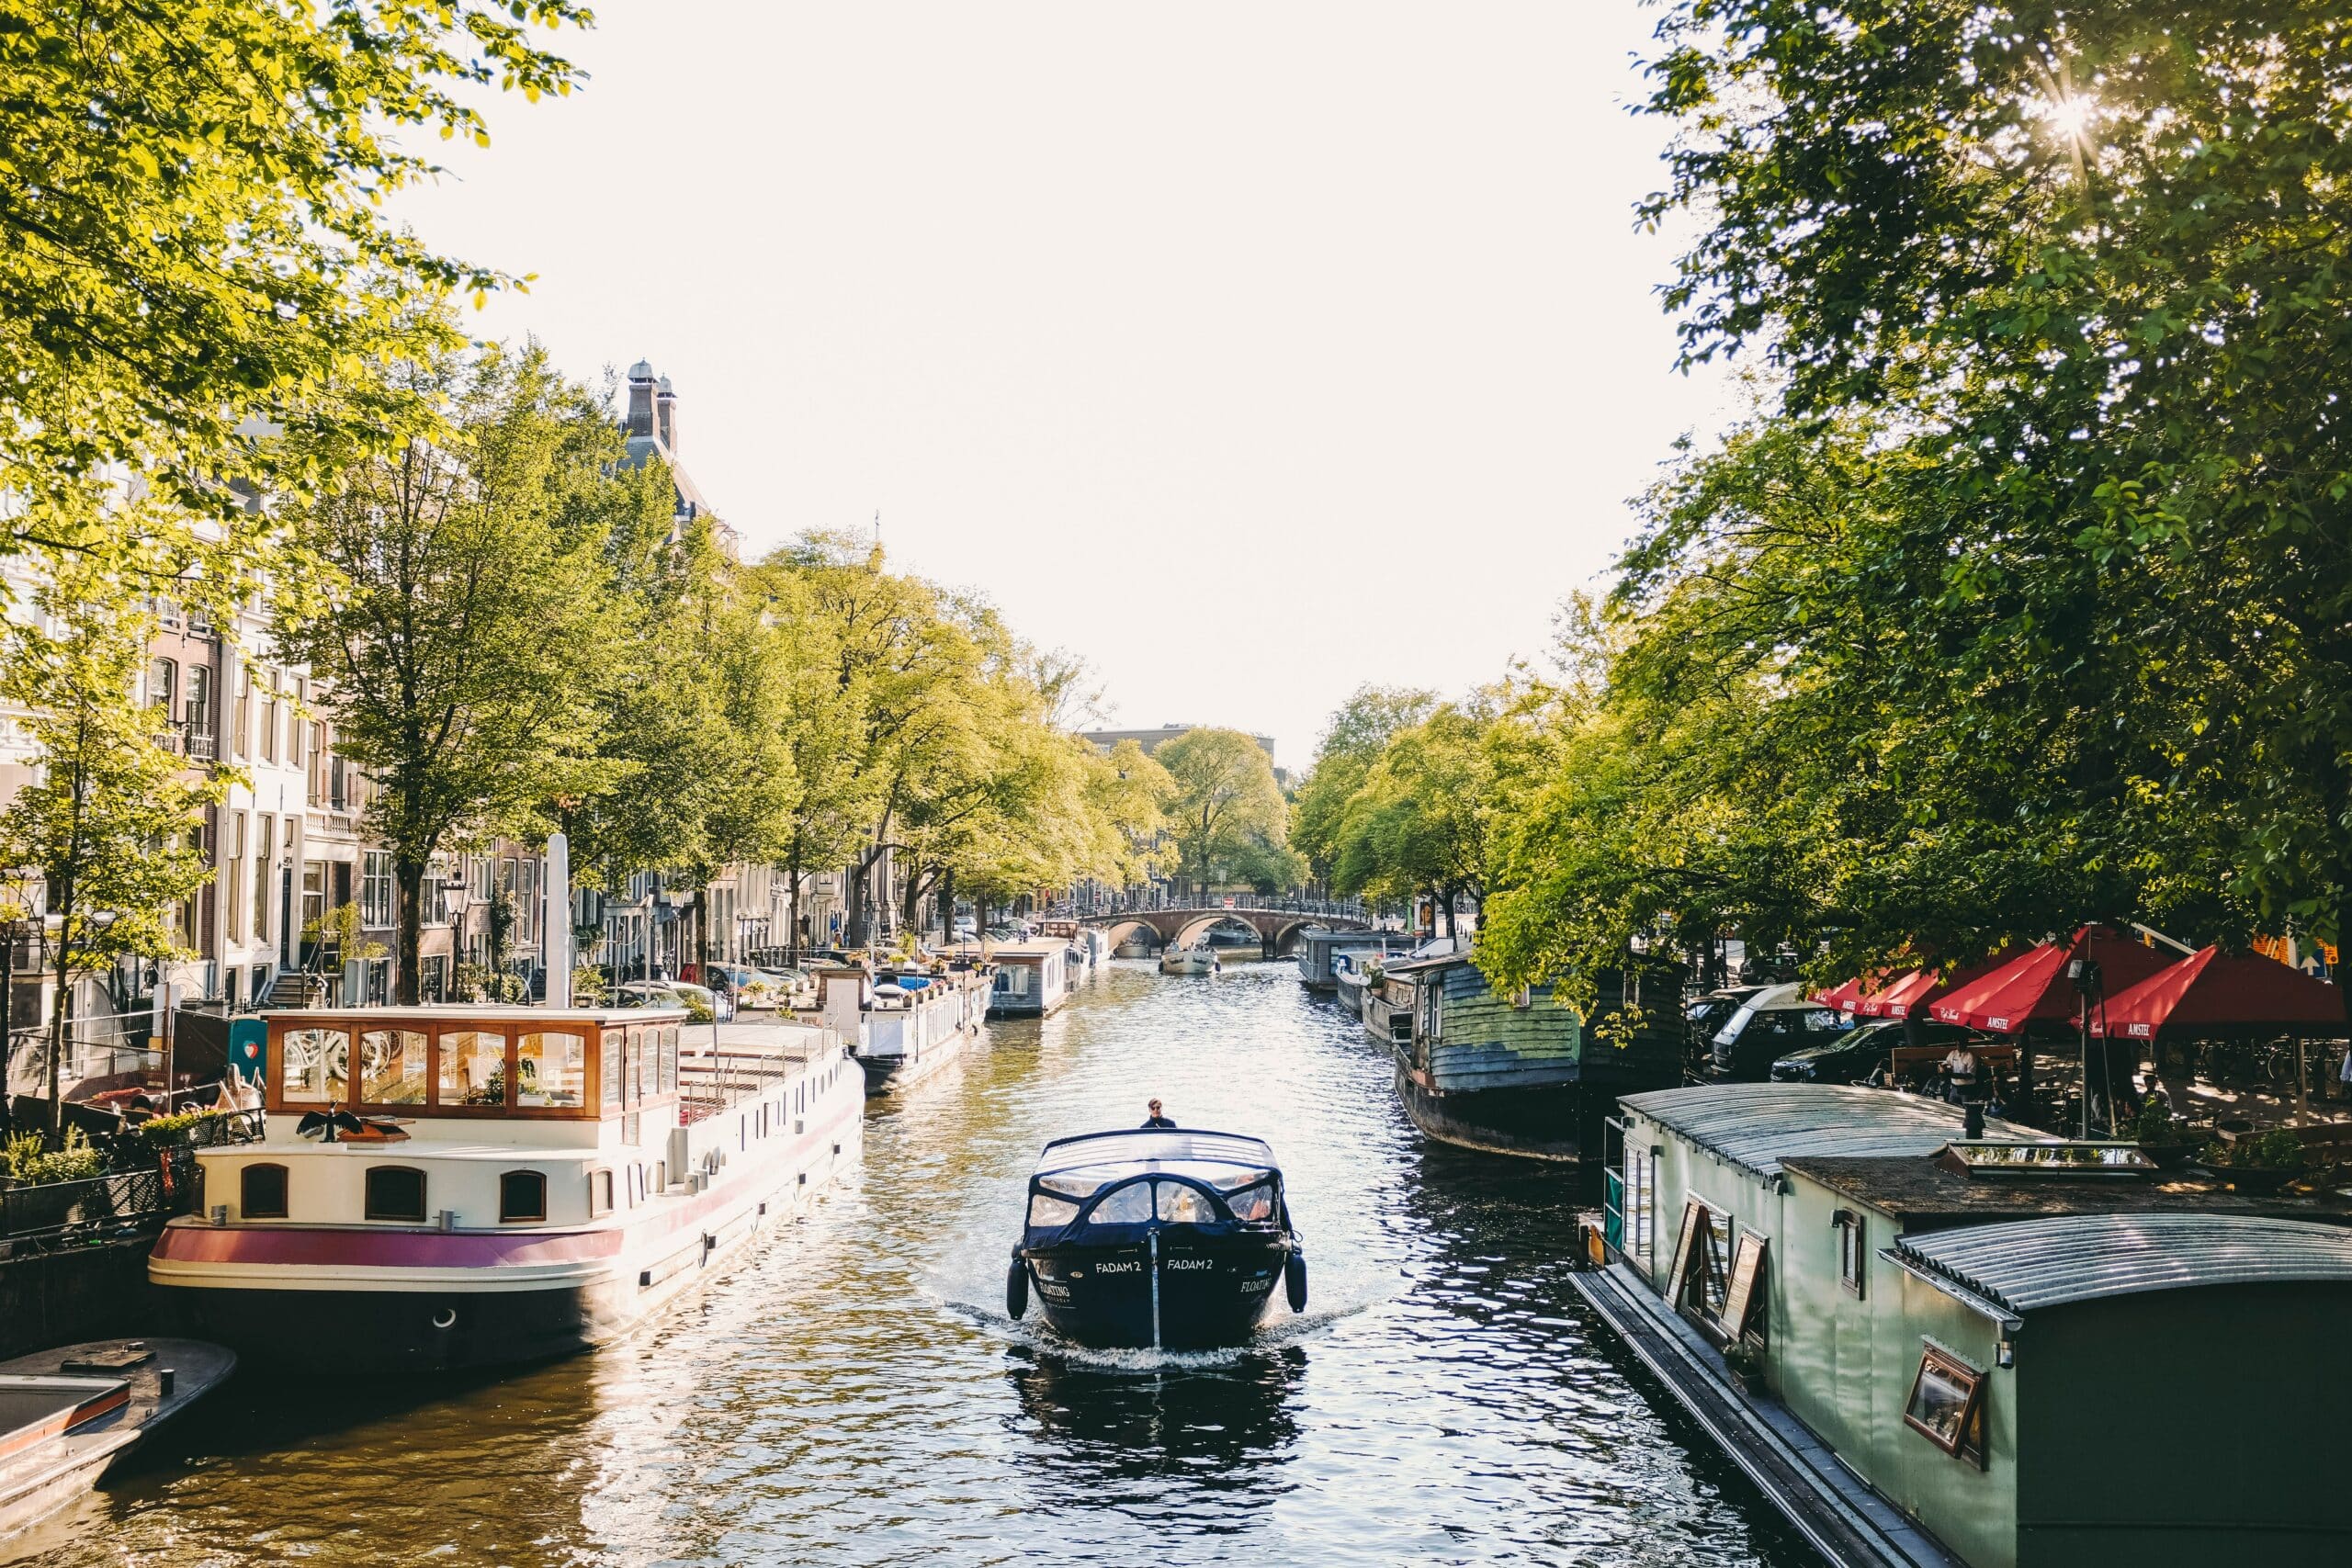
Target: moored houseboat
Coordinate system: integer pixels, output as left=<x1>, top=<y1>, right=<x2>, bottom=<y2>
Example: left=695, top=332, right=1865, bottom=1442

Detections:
left=1579, top=1082, right=2352, bottom=1567
left=1007, top=1127, right=1306, bottom=1349
left=1385, top=950, right=1684, bottom=1162
left=989, top=941, right=1072, bottom=1019
left=0, top=1337, right=234, bottom=1541
left=1295, top=927, right=1405, bottom=992
left=812, top=964, right=990, bottom=1093
left=1330, top=948, right=1387, bottom=1019
left=148, top=1004, right=863, bottom=1373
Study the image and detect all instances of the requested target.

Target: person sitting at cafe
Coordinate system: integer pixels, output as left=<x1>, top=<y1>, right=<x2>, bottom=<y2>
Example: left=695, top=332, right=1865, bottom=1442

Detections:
left=1939, top=1043, right=1981, bottom=1103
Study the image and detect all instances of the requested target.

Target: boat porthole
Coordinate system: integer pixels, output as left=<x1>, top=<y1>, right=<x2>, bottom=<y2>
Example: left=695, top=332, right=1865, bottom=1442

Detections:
left=431, top=1306, right=458, bottom=1331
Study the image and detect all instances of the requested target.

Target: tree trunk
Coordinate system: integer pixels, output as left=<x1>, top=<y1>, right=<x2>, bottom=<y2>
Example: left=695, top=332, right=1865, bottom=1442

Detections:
left=43, top=905, right=72, bottom=1138
left=939, top=868, right=956, bottom=945
left=786, top=851, right=804, bottom=967
left=394, top=857, right=426, bottom=1006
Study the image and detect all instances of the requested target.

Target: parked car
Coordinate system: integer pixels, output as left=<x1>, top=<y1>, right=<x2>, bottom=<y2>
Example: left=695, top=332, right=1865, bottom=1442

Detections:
left=1685, top=986, right=1765, bottom=1058
left=613, top=979, right=733, bottom=1022
left=1711, top=982, right=1858, bottom=1081
left=1770, top=1018, right=1990, bottom=1084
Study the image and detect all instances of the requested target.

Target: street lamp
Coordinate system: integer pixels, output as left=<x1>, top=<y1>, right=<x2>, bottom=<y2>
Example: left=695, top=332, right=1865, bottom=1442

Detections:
left=2067, top=953, right=2103, bottom=1138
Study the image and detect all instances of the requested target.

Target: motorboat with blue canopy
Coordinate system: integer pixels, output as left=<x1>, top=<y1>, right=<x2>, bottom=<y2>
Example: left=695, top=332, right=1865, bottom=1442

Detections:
left=1007, top=1128, right=1306, bottom=1348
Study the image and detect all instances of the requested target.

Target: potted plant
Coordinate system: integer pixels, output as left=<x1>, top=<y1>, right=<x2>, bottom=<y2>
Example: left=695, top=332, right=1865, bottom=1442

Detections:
left=1722, top=1339, right=1767, bottom=1397
left=2197, top=1128, right=2306, bottom=1192
left=2130, top=1100, right=2202, bottom=1169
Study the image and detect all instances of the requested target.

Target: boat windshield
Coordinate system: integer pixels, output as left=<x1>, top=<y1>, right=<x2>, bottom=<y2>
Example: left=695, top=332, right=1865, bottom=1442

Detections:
left=1035, top=1129, right=1274, bottom=1174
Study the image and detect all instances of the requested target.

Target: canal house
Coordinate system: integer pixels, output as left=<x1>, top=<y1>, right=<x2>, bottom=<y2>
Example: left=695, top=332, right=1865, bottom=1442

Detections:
left=1385, top=951, right=1684, bottom=1161
left=1593, top=1082, right=2352, bottom=1566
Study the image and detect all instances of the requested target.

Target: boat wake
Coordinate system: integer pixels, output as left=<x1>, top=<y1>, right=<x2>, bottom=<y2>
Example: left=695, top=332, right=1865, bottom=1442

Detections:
left=935, top=1291, right=1379, bottom=1371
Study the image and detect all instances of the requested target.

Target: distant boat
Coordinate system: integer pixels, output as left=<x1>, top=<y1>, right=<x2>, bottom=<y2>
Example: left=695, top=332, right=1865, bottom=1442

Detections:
left=989, top=941, right=1075, bottom=1018
left=1007, top=1128, right=1306, bottom=1348
left=1113, top=938, right=1153, bottom=960
left=1159, top=945, right=1220, bottom=976
left=1331, top=950, right=1384, bottom=1018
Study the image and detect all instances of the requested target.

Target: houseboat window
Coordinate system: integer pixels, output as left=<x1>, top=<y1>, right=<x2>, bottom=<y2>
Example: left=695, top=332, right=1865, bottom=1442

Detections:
left=499, top=1170, right=548, bottom=1223
left=659, top=1027, right=679, bottom=1095
left=1835, top=1210, right=1866, bottom=1297
left=601, top=1030, right=624, bottom=1109
left=588, top=1168, right=615, bottom=1217
left=1700, top=1209, right=1733, bottom=1315
left=364, top=1166, right=427, bottom=1223
left=1155, top=1183, right=1216, bottom=1224
left=1027, top=1192, right=1080, bottom=1228
left=279, top=1028, right=348, bottom=1104
left=625, top=1027, right=645, bottom=1105
left=438, top=1030, right=507, bottom=1106
left=1225, top=1183, right=1276, bottom=1223
left=241, top=1163, right=288, bottom=1219
left=358, top=1029, right=428, bottom=1104
left=517, top=1031, right=587, bottom=1109
left=1904, top=1346, right=1986, bottom=1465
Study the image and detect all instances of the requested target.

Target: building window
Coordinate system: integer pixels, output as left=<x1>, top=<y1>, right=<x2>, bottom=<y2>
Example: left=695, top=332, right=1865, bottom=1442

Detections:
left=358, top=1029, right=428, bottom=1104
left=364, top=1166, right=428, bottom=1224
left=587, top=1168, right=615, bottom=1218
left=241, top=1163, right=288, bottom=1219
left=261, top=671, right=279, bottom=762
left=1904, top=1345, right=1987, bottom=1467
left=499, top=1170, right=548, bottom=1223
left=1835, top=1209, right=1866, bottom=1298
left=147, top=657, right=176, bottom=720
left=186, top=666, right=212, bottom=751
left=361, top=852, right=396, bottom=930
left=251, top=816, right=273, bottom=945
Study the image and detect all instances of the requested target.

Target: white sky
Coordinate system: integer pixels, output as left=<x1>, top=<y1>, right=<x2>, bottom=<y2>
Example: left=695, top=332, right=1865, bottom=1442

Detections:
left=394, top=2, right=1735, bottom=768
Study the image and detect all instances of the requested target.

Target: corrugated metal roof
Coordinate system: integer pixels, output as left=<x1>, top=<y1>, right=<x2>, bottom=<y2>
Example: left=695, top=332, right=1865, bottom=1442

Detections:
left=1894, top=1213, right=2352, bottom=1314
left=1617, top=1083, right=2042, bottom=1179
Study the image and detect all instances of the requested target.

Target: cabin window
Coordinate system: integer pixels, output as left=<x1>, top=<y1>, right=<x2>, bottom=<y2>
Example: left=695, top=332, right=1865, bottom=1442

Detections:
left=438, top=1030, right=507, bottom=1106
left=240, top=1163, right=288, bottom=1219
left=659, top=1027, right=679, bottom=1095
left=625, top=1027, right=645, bottom=1106
left=1623, top=969, right=1643, bottom=1008
left=279, top=1028, right=348, bottom=1105
left=364, top=1166, right=428, bottom=1223
left=517, top=1032, right=587, bottom=1109
left=1027, top=1192, right=1080, bottom=1228
left=499, top=1170, right=548, bottom=1223
left=1155, top=1183, right=1216, bottom=1224
left=1904, top=1345, right=1987, bottom=1467
left=358, top=1029, right=428, bottom=1104
left=1834, top=1209, right=1866, bottom=1298
left=1224, top=1182, right=1276, bottom=1223
left=600, top=1030, right=624, bottom=1109
left=1086, top=1183, right=1153, bottom=1224
left=588, top=1168, right=615, bottom=1218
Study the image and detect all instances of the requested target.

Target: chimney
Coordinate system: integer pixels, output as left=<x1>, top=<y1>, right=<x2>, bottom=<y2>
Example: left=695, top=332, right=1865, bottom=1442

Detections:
left=625, top=359, right=658, bottom=438
left=655, top=375, right=678, bottom=455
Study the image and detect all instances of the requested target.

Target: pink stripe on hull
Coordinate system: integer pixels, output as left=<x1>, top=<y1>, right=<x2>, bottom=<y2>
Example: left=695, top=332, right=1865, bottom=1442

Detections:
left=153, top=1224, right=621, bottom=1269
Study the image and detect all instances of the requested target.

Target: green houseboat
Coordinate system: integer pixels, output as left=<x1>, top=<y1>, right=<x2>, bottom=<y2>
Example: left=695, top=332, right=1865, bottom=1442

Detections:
left=1583, top=1082, right=2352, bottom=1567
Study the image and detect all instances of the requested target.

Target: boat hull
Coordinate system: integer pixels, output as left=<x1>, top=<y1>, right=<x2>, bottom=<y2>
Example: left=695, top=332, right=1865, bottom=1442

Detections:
left=1022, top=1231, right=1289, bottom=1349
left=1158, top=953, right=1217, bottom=976
left=164, top=1280, right=601, bottom=1374
left=1394, top=1059, right=1599, bottom=1162
left=855, top=1030, right=967, bottom=1094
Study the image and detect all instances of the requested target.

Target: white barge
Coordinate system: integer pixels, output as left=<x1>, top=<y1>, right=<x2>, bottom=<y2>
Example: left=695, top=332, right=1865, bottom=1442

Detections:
left=148, top=1004, right=863, bottom=1372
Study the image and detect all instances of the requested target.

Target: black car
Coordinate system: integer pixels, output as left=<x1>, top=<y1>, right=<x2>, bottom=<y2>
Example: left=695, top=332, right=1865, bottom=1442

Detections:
left=1769, top=1019, right=1990, bottom=1084
left=1007, top=1128, right=1306, bottom=1349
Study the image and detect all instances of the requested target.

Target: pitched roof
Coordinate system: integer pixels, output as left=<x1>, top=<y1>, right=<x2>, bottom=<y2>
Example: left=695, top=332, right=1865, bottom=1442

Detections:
left=1893, top=1213, right=2352, bottom=1314
left=1616, top=1083, right=2041, bottom=1181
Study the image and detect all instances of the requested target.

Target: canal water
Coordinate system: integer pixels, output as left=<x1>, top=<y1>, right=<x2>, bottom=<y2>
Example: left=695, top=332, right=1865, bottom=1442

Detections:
left=18, top=960, right=1813, bottom=1567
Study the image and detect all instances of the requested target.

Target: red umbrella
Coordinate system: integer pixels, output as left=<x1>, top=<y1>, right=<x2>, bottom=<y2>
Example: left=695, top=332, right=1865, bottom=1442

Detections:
left=1852, top=969, right=1924, bottom=1018
left=1813, top=975, right=1871, bottom=1011
left=1873, top=952, right=2015, bottom=1021
left=1931, top=927, right=2176, bottom=1034
left=2093, top=947, right=2346, bottom=1041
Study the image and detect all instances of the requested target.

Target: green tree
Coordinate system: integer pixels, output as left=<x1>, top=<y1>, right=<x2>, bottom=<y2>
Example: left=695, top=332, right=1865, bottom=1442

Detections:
left=279, top=342, right=619, bottom=1003
left=0, top=540, right=224, bottom=1131
left=0, top=0, right=588, bottom=591
left=1155, top=728, right=1292, bottom=900
left=1293, top=686, right=1434, bottom=886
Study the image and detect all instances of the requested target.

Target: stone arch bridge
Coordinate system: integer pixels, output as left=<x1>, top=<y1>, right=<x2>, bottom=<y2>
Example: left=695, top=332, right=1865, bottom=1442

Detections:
left=1079, top=906, right=1374, bottom=959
